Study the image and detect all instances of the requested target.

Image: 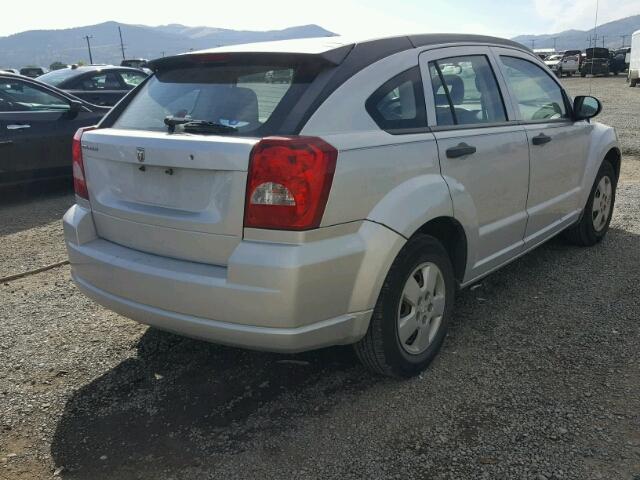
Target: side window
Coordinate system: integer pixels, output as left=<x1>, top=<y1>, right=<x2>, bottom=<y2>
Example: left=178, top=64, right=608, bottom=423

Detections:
left=119, top=71, right=147, bottom=90
left=500, top=56, right=568, bottom=121
left=365, top=67, right=427, bottom=134
left=79, top=72, right=123, bottom=91
left=428, top=55, right=507, bottom=127
left=0, top=79, right=69, bottom=112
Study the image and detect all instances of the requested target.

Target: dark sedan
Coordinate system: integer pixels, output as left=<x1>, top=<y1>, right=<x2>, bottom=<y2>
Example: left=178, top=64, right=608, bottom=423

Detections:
left=0, top=73, right=109, bottom=187
left=38, top=65, right=148, bottom=106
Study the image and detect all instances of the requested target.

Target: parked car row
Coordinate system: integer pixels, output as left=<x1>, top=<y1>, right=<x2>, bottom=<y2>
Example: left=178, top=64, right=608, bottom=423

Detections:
left=540, top=47, right=630, bottom=78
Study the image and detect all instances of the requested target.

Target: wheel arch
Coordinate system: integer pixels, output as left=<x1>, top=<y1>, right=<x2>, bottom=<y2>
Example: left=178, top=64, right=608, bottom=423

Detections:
left=413, top=216, right=468, bottom=284
left=604, top=147, right=622, bottom=181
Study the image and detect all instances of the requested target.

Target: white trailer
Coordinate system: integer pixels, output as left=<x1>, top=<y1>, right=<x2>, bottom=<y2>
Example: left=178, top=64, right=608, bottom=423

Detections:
left=630, top=30, right=640, bottom=87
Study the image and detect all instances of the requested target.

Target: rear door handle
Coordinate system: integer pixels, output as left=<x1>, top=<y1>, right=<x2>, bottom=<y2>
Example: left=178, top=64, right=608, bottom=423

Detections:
left=7, top=124, right=31, bottom=130
left=532, top=133, right=552, bottom=145
left=446, top=142, right=477, bottom=159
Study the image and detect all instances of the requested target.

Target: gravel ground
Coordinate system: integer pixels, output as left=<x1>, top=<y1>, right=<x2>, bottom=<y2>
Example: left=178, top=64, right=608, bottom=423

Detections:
left=562, top=76, right=640, bottom=156
left=1, top=77, right=639, bottom=480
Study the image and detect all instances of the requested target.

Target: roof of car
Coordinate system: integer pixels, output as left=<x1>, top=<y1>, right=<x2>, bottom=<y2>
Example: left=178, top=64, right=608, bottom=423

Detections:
left=150, top=34, right=530, bottom=69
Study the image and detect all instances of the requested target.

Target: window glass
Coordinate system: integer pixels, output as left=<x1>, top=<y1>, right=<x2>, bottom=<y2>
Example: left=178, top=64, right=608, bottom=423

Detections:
left=429, top=55, right=507, bottom=126
left=119, top=71, right=147, bottom=89
left=500, top=56, right=568, bottom=121
left=0, top=79, right=69, bottom=112
left=238, top=69, right=293, bottom=123
left=112, top=63, right=317, bottom=136
left=38, top=68, right=81, bottom=87
left=80, top=72, right=123, bottom=91
left=365, top=66, right=427, bottom=133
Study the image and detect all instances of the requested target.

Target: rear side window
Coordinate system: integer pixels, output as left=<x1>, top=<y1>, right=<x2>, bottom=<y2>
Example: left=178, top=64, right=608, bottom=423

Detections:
left=113, top=63, right=320, bottom=136
left=500, top=56, right=569, bottom=121
left=429, top=55, right=507, bottom=127
left=119, top=71, right=147, bottom=89
left=365, top=67, right=427, bottom=134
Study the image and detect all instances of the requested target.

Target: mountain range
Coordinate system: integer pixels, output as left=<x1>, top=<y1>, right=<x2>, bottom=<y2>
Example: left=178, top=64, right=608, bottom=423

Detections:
left=0, top=22, right=335, bottom=68
left=2, top=14, right=639, bottom=69
left=512, top=14, right=640, bottom=51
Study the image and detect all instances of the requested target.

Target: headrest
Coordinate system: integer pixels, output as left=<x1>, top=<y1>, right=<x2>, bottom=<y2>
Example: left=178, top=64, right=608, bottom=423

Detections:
left=434, top=74, right=464, bottom=106
left=212, top=86, right=259, bottom=126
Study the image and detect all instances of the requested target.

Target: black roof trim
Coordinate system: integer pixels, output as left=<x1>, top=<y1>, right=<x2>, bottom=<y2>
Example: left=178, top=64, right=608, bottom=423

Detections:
left=408, top=33, right=529, bottom=51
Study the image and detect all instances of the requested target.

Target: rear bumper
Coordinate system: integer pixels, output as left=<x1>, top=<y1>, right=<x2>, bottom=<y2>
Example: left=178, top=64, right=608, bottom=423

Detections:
left=63, top=204, right=405, bottom=352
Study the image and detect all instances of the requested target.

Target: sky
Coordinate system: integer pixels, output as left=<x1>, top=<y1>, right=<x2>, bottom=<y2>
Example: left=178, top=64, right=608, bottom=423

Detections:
left=1, top=0, right=639, bottom=38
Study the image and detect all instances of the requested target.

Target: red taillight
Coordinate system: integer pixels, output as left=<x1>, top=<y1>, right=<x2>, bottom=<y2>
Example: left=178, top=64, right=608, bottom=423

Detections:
left=72, top=126, right=97, bottom=200
left=244, top=136, right=338, bottom=230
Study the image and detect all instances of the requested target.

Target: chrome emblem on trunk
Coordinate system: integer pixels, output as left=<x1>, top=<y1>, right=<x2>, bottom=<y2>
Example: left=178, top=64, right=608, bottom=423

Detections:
left=136, top=147, right=145, bottom=163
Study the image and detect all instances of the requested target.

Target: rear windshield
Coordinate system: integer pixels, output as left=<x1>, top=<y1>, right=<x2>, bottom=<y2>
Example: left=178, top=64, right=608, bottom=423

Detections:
left=38, top=68, right=79, bottom=86
left=112, top=63, right=319, bottom=136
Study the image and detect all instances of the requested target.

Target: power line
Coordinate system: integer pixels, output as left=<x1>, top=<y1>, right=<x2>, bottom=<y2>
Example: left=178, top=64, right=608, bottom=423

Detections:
left=83, top=35, right=94, bottom=64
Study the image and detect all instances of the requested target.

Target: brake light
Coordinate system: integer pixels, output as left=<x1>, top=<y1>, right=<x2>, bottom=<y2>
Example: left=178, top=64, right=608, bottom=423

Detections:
left=244, top=136, right=338, bottom=230
left=72, top=126, right=97, bottom=200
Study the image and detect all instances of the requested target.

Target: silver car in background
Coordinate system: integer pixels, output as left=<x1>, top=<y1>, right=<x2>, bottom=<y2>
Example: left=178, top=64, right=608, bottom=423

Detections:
left=64, top=34, right=620, bottom=377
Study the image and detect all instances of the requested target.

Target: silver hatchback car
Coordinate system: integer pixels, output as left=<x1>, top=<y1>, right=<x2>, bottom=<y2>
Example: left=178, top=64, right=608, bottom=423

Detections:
left=64, top=34, right=620, bottom=377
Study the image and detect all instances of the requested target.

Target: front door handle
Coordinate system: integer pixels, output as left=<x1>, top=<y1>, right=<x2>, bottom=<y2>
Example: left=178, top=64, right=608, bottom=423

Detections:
left=446, top=142, right=477, bottom=159
left=7, top=124, right=31, bottom=130
left=532, top=133, right=552, bottom=145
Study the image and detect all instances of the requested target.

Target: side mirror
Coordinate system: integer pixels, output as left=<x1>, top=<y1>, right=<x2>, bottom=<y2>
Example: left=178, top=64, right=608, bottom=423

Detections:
left=68, top=99, right=85, bottom=112
left=573, top=95, right=602, bottom=121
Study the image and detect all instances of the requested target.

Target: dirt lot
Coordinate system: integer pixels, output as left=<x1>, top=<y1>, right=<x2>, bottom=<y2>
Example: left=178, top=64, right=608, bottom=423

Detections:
left=1, top=76, right=639, bottom=480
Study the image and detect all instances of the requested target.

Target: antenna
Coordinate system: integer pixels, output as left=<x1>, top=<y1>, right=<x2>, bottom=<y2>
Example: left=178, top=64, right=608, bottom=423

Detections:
left=589, top=0, right=599, bottom=94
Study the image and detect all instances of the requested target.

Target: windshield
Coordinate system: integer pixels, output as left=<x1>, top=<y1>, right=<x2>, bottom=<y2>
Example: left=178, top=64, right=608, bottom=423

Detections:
left=113, top=63, right=320, bottom=136
left=547, top=55, right=562, bottom=61
left=38, top=68, right=79, bottom=86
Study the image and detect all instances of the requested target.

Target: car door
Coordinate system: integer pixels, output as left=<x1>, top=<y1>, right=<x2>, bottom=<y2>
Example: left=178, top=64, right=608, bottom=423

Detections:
left=419, top=47, right=530, bottom=281
left=66, top=71, right=125, bottom=106
left=0, top=77, right=79, bottom=185
left=493, top=49, right=591, bottom=247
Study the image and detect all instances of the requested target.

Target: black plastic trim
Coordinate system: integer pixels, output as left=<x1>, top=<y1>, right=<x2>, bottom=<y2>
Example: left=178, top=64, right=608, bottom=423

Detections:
left=365, top=66, right=428, bottom=135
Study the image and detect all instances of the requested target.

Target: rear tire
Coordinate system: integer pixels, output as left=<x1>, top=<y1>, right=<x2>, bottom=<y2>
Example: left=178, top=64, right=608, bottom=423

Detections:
left=564, top=160, right=617, bottom=246
left=354, top=234, right=455, bottom=378
left=581, top=71, right=587, bottom=77
left=630, top=79, right=638, bottom=87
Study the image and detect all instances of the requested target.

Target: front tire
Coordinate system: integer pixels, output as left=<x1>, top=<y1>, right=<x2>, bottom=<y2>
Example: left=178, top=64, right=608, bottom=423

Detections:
left=354, top=235, right=455, bottom=378
left=564, top=160, right=617, bottom=246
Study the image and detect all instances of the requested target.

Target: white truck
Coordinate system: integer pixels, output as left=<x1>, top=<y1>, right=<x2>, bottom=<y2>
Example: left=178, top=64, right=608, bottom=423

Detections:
left=545, top=51, right=581, bottom=77
left=630, top=30, right=640, bottom=87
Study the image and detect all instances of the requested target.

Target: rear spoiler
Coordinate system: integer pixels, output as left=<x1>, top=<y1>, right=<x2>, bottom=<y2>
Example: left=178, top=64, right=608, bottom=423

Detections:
left=148, top=46, right=354, bottom=72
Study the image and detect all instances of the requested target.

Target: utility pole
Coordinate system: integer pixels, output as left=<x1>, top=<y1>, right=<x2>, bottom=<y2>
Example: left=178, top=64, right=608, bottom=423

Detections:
left=161, top=51, right=166, bottom=57
left=530, top=39, right=536, bottom=50
left=118, top=26, right=126, bottom=60
left=83, top=35, right=94, bottom=64
left=601, top=35, right=606, bottom=48
left=552, top=37, right=558, bottom=51
left=620, top=34, right=629, bottom=47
